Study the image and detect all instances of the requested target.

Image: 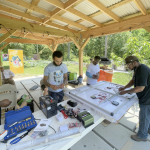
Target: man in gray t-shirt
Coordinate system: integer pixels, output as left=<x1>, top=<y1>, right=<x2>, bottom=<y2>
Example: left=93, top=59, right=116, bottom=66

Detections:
left=43, top=51, right=68, bottom=103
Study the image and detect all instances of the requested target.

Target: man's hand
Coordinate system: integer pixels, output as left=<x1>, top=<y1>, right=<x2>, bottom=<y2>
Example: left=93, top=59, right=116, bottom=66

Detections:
left=59, top=83, right=65, bottom=89
left=119, top=90, right=127, bottom=95
left=92, top=74, right=98, bottom=79
left=50, top=84, right=59, bottom=91
left=0, top=99, right=12, bottom=107
left=118, top=86, right=125, bottom=91
left=10, top=76, right=13, bottom=79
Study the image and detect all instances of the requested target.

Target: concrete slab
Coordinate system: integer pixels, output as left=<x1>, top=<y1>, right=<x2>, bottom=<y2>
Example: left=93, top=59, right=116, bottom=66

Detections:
left=21, top=79, right=36, bottom=85
left=119, top=112, right=139, bottom=131
left=32, top=77, right=42, bottom=85
left=15, top=81, right=25, bottom=90
left=127, top=105, right=139, bottom=117
left=70, top=131, right=113, bottom=150
left=93, top=123, right=150, bottom=150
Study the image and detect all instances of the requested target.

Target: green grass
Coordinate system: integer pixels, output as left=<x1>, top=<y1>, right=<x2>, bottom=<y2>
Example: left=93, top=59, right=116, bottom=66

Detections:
left=112, top=72, right=132, bottom=85
left=3, top=61, right=131, bottom=86
left=2, top=61, right=87, bottom=78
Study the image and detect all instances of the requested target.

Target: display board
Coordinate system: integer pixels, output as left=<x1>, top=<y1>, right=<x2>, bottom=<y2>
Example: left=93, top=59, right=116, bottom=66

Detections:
left=65, top=81, right=138, bottom=123
left=9, top=49, right=24, bottom=74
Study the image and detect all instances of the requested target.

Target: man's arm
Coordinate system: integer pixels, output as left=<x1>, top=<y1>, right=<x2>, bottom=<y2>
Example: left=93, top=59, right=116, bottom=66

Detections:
left=59, top=73, right=68, bottom=89
left=63, top=73, right=68, bottom=85
left=120, top=86, right=145, bottom=95
left=119, top=79, right=134, bottom=91
left=43, top=76, right=59, bottom=91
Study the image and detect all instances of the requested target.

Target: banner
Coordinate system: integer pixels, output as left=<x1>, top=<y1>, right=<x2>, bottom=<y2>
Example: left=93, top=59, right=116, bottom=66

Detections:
left=8, top=49, right=24, bottom=74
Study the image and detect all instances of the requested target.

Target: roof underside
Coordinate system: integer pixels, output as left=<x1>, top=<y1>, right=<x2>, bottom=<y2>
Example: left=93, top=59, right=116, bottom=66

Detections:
left=0, top=0, right=150, bottom=45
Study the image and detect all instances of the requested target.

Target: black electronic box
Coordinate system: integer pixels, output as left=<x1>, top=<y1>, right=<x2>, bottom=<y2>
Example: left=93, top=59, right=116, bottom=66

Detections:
left=39, top=96, right=57, bottom=118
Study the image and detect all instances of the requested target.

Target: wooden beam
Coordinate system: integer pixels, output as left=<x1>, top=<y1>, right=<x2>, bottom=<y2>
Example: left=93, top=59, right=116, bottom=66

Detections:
left=86, top=0, right=121, bottom=22
left=0, top=29, right=17, bottom=44
left=65, top=0, right=81, bottom=9
left=5, top=38, right=52, bottom=45
left=133, top=0, right=147, bottom=15
left=45, top=0, right=64, bottom=9
left=81, top=37, right=90, bottom=50
left=53, top=15, right=87, bottom=31
left=0, top=52, right=2, bottom=85
left=0, top=4, right=43, bottom=23
left=67, top=8, right=101, bottom=27
left=53, top=44, right=58, bottom=51
left=45, top=0, right=102, bottom=27
left=70, top=37, right=80, bottom=49
left=47, top=44, right=54, bottom=52
left=75, top=0, right=132, bottom=24
left=0, top=17, right=80, bottom=38
left=143, top=26, right=150, bottom=33
left=5, top=0, right=51, bottom=17
left=0, top=42, right=9, bottom=52
left=82, top=13, right=150, bottom=39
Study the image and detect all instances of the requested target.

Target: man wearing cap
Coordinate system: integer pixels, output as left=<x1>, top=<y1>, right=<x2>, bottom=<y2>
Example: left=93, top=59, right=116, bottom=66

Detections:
left=119, top=56, right=150, bottom=142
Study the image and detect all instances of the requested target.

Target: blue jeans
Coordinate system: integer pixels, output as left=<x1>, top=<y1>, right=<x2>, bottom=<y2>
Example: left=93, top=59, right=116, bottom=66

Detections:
left=137, top=105, right=150, bottom=139
left=48, top=90, right=64, bottom=103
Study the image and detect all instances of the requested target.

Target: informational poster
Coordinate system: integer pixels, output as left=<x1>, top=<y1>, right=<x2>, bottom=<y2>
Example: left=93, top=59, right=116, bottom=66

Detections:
left=8, top=49, right=24, bottom=74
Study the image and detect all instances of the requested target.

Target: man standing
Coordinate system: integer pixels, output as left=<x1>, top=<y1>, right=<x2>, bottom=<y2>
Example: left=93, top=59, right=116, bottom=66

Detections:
left=43, top=51, right=68, bottom=103
left=119, top=56, right=150, bottom=142
left=0, top=66, right=16, bottom=86
left=86, top=56, right=100, bottom=85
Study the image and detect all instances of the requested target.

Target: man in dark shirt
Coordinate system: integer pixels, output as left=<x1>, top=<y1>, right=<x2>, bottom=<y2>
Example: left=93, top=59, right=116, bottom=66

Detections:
left=119, top=56, right=150, bottom=142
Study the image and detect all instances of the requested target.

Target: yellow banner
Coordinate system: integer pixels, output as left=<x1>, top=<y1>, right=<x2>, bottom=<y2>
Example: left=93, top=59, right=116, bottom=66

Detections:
left=9, top=49, right=24, bottom=74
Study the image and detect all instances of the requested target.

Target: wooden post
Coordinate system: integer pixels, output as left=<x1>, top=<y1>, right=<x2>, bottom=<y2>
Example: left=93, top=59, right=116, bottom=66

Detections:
left=71, top=37, right=90, bottom=76
left=79, top=49, right=83, bottom=76
left=0, top=52, right=2, bottom=86
left=105, top=35, right=107, bottom=57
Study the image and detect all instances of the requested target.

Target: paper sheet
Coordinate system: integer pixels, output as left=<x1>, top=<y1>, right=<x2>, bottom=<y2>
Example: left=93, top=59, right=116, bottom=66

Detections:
left=34, top=119, right=51, bottom=131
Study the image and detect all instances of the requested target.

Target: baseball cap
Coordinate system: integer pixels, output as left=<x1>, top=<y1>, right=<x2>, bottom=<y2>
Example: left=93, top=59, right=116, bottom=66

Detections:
left=125, top=56, right=138, bottom=64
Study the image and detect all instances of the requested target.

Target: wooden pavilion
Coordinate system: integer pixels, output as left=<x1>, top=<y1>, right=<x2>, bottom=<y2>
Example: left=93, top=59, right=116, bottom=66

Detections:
left=0, top=0, right=150, bottom=85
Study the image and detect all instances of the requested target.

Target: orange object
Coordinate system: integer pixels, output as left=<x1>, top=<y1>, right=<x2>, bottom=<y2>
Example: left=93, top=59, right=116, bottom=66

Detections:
left=98, top=70, right=113, bottom=82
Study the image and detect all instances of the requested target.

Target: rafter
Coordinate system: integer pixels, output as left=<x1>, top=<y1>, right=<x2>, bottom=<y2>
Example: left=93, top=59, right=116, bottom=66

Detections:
left=45, top=0, right=102, bottom=27
left=0, top=43, right=9, bottom=52
left=0, top=17, right=80, bottom=38
left=6, top=0, right=51, bottom=17
left=0, top=5, right=78, bottom=33
left=82, top=13, right=150, bottom=39
left=0, top=29, right=17, bottom=44
left=5, top=38, right=52, bottom=45
left=143, top=27, right=150, bottom=33
left=54, top=15, right=87, bottom=30
left=75, top=0, right=132, bottom=24
left=86, top=0, right=121, bottom=22
left=133, top=0, right=147, bottom=15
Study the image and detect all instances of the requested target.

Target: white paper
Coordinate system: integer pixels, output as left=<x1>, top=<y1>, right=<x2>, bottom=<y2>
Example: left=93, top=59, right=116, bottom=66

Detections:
left=56, top=113, right=64, bottom=122
left=4, top=74, right=10, bottom=79
left=59, top=124, right=68, bottom=132
left=34, top=119, right=51, bottom=131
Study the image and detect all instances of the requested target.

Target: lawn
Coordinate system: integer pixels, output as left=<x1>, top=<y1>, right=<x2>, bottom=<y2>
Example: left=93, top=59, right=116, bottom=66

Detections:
left=2, top=61, right=131, bottom=85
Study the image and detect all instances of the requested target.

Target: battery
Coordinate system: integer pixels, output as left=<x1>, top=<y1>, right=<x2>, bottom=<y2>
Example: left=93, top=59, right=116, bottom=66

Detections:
left=39, top=96, right=58, bottom=118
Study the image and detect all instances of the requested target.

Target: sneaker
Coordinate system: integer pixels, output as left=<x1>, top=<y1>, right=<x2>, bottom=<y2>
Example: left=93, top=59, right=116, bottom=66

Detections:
left=131, top=135, right=148, bottom=142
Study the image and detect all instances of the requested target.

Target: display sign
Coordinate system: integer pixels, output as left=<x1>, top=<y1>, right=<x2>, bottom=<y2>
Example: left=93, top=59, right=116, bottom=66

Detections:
left=8, top=49, right=24, bottom=74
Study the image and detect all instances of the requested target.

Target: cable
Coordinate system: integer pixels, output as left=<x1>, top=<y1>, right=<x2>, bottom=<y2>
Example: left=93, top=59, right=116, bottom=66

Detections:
left=48, top=125, right=56, bottom=133
left=0, top=24, right=12, bottom=35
